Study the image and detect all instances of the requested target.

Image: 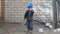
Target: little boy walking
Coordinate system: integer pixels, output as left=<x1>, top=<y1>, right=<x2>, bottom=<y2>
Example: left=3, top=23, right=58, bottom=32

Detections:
left=24, top=3, right=35, bottom=34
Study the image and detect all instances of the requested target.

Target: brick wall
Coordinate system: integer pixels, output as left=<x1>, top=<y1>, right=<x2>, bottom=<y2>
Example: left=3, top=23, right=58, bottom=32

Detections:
left=5, top=0, right=32, bottom=23
left=5, top=0, right=53, bottom=23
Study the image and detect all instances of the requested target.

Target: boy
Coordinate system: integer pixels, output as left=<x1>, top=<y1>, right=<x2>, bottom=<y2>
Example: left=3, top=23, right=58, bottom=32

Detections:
left=24, top=3, right=35, bottom=34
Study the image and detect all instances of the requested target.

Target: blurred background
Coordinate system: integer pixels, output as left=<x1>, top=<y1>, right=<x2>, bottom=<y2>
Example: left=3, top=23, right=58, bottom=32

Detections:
left=0, top=0, right=60, bottom=34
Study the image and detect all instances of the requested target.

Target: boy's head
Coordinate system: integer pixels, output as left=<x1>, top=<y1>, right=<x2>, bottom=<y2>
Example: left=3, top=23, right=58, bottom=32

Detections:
left=27, top=3, right=33, bottom=9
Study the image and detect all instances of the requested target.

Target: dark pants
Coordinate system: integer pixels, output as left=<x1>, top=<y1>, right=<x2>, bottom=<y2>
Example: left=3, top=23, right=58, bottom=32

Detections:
left=26, top=18, right=33, bottom=31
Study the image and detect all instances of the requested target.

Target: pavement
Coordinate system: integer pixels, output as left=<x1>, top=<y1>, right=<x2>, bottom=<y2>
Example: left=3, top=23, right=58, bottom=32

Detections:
left=0, top=22, right=60, bottom=34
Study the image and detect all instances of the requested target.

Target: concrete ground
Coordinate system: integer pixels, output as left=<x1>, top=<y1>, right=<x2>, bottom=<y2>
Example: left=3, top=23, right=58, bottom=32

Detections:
left=0, top=22, right=60, bottom=34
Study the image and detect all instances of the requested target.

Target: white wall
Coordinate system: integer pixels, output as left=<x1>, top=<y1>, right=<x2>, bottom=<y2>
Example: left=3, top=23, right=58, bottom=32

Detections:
left=32, top=0, right=53, bottom=22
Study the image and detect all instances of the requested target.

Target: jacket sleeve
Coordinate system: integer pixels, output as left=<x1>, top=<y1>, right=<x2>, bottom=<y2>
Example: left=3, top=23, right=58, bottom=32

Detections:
left=32, top=10, right=34, bottom=14
left=24, top=11, right=27, bottom=19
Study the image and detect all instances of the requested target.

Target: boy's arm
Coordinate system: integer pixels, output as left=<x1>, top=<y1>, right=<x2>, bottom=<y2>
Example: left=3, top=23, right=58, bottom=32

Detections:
left=33, top=10, right=37, bottom=20
left=24, top=11, right=27, bottom=19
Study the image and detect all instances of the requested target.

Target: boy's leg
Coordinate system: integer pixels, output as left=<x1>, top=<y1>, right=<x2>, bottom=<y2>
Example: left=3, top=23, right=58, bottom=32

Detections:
left=29, top=30, right=33, bottom=34
left=29, top=19, right=33, bottom=34
left=26, top=30, right=33, bottom=34
left=26, top=18, right=33, bottom=34
left=28, top=27, right=33, bottom=34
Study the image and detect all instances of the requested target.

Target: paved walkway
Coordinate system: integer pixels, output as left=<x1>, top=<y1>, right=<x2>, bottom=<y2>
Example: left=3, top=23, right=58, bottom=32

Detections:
left=0, top=23, right=60, bottom=34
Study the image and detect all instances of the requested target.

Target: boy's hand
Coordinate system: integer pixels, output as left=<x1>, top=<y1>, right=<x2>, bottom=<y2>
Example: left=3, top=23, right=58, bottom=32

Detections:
left=34, top=14, right=37, bottom=16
